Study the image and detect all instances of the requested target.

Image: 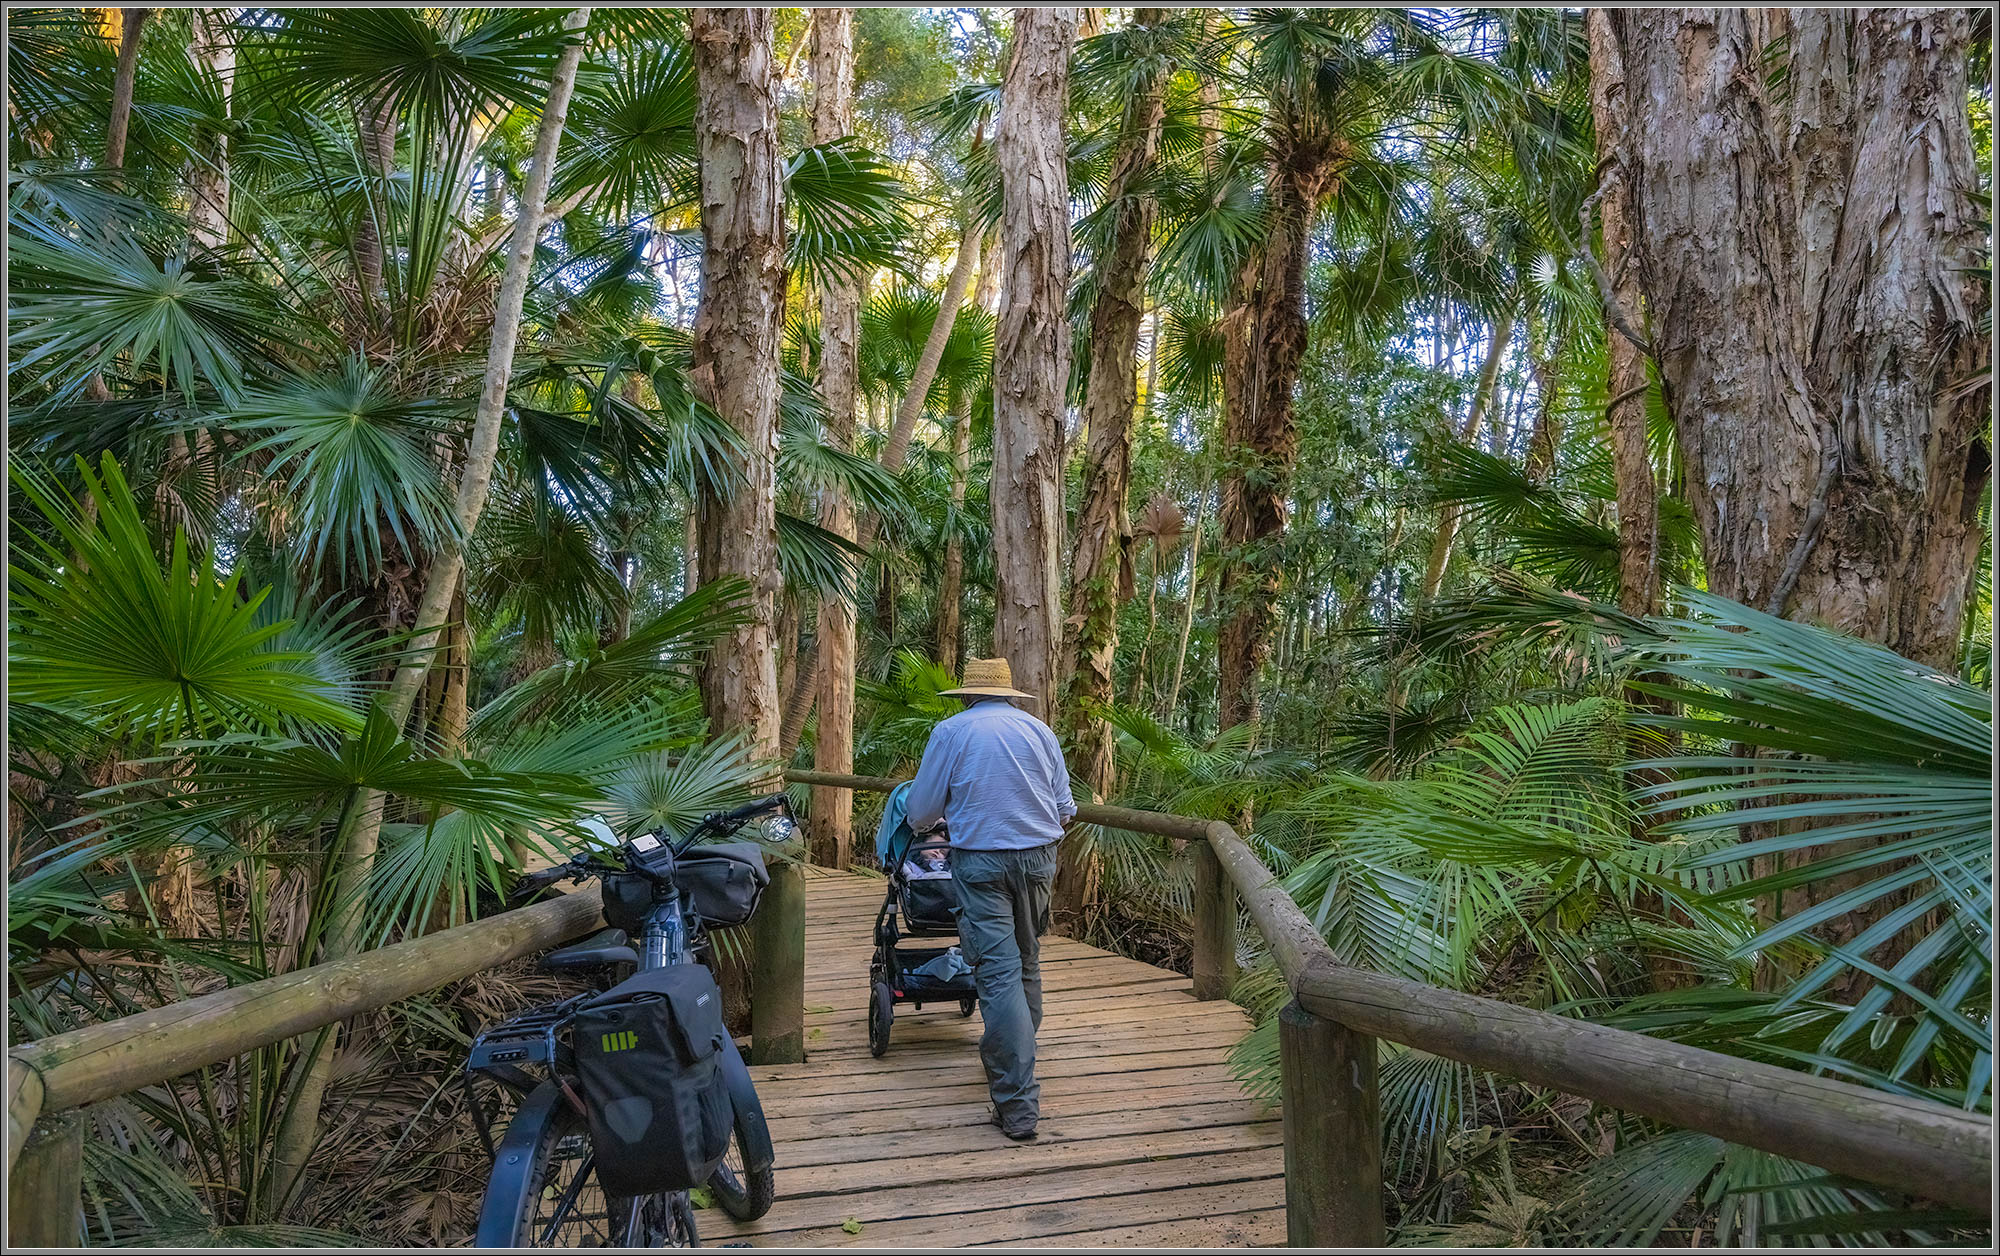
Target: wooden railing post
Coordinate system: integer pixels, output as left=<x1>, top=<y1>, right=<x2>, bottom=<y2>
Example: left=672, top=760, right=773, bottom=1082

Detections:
left=749, top=853, right=806, bottom=1064
left=1279, top=999, right=1384, bottom=1248
left=8, top=1109, right=83, bottom=1248
left=1190, top=837, right=1238, bottom=1001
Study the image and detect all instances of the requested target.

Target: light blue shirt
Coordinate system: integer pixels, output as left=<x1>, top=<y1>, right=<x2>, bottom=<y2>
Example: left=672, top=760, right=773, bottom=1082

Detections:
left=905, top=698, right=1077, bottom=851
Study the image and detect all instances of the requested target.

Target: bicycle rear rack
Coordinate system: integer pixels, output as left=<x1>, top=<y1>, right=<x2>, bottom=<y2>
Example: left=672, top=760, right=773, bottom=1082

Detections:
left=463, top=991, right=594, bottom=1158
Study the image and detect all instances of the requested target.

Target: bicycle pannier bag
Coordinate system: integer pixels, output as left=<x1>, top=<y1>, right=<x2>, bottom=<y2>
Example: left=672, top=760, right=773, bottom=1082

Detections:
left=573, top=966, right=733, bottom=1196
left=674, top=845, right=769, bottom=927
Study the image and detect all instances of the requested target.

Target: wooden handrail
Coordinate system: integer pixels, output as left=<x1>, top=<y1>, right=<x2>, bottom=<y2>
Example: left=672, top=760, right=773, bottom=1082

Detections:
left=6, top=886, right=605, bottom=1177
left=786, top=769, right=1994, bottom=1218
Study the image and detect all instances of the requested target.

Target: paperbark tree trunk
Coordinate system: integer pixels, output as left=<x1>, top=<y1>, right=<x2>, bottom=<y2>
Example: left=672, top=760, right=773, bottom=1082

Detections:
left=1054, top=7, right=1171, bottom=933
left=1604, top=8, right=1991, bottom=996
left=810, top=8, right=861, bottom=869
left=1610, top=8, right=1988, bottom=666
left=1420, top=310, right=1514, bottom=601
left=187, top=8, right=233, bottom=251
left=991, top=7, right=1079, bottom=719
left=690, top=6, right=786, bottom=767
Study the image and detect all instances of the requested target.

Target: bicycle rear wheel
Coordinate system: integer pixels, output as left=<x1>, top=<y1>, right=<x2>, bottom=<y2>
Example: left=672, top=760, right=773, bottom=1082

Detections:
left=474, top=1083, right=694, bottom=1247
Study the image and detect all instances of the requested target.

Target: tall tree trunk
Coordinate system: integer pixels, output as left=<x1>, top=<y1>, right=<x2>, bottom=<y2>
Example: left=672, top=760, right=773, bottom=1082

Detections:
left=1215, top=127, right=1329, bottom=734
left=1054, top=7, right=1170, bottom=933
left=1587, top=8, right=1659, bottom=619
left=1161, top=491, right=1205, bottom=723
left=262, top=11, right=593, bottom=1215
left=1610, top=8, right=1987, bottom=665
left=810, top=8, right=861, bottom=869
left=936, top=234, right=1001, bottom=680
left=353, top=93, right=398, bottom=313
left=104, top=10, right=150, bottom=172
left=1605, top=8, right=1991, bottom=995
left=1420, top=310, right=1515, bottom=601
left=878, top=216, right=984, bottom=482
left=187, top=8, right=233, bottom=251
left=936, top=390, right=973, bottom=677
left=690, top=6, right=786, bottom=766
left=991, top=7, right=1079, bottom=718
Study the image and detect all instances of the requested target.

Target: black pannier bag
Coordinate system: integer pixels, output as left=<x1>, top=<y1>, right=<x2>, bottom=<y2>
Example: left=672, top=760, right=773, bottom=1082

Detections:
left=899, top=877, right=959, bottom=932
left=572, top=966, right=733, bottom=1196
left=599, top=872, right=657, bottom=935
left=674, top=843, right=770, bottom=927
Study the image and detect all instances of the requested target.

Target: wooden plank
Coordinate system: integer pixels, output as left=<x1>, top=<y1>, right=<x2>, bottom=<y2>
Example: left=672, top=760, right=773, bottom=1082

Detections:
left=709, top=1147, right=1281, bottom=1240
left=986, top=1207, right=1286, bottom=1248
left=772, top=1098, right=1274, bottom=1169
left=754, top=1027, right=1249, bottom=1083
left=765, top=1079, right=1264, bottom=1143
left=729, top=1173, right=1285, bottom=1247
left=756, top=1061, right=1246, bottom=1118
left=804, top=980, right=1196, bottom=1019
left=750, top=1045, right=1243, bottom=1097
left=749, top=1122, right=1283, bottom=1199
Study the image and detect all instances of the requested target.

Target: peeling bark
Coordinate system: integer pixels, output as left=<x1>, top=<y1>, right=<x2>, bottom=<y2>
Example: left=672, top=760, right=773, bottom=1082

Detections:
left=690, top=6, right=786, bottom=767
left=809, top=7, right=860, bottom=870
left=991, top=7, right=1079, bottom=718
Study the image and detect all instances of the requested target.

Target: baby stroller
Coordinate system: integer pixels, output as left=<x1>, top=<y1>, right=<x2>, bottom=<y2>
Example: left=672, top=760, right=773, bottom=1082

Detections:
left=867, top=781, right=978, bottom=1056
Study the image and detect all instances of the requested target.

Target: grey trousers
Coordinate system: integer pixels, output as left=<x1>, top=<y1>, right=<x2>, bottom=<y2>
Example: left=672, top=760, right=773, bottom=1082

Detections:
left=948, top=843, right=1059, bottom=1130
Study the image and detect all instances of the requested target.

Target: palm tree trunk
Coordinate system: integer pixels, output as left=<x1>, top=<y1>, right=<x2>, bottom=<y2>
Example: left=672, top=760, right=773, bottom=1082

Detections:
left=809, top=8, right=861, bottom=869
left=105, top=10, right=150, bottom=172
left=263, top=11, right=593, bottom=1214
left=1420, top=310, right=1514, bottom=601
left=1054, top=7, right=1170, bottom=933
left=688, top=6, right=786, bottom=767
left=1216, top=137, right=1321, bottom=735
left=877, top=215, right=983, bottom=481
left=1587, top=9, right=1660, bottom=620
left=991, top=6, right=1079, bottom=718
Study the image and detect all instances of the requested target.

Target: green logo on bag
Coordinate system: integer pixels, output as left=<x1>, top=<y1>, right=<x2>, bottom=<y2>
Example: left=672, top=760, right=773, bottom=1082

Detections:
left=600, top=1030, right=637, bottom=1053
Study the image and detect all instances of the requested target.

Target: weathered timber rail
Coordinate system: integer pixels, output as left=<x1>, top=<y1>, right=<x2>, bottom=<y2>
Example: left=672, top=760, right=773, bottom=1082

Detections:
left=787, top=769, right=1993, bottom=1241
left=5, top=772, right=1989, bottom=1247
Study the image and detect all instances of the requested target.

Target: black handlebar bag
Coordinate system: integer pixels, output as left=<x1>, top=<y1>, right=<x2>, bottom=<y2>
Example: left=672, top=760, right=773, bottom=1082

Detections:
left=572, top=966, right=733, bottom=1196
left=674, top=844, right=770, bottom=927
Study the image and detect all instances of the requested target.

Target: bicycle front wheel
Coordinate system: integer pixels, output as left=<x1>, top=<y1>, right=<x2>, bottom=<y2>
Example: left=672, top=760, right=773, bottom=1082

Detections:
left=474, top=1083, right=695, bottom=1248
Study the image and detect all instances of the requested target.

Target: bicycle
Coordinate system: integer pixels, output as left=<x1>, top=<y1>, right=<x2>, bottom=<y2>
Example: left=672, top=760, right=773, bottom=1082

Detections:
left=465, top=794, right=794, bottom=1247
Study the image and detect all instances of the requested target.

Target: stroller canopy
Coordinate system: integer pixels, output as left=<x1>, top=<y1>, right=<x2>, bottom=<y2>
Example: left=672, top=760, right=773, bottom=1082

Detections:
left=874, top=780, right=930, bottom=869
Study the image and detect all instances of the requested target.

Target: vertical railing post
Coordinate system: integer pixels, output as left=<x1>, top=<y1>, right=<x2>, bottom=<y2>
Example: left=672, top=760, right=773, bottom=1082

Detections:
left=8, top=1109, right=84, bottom=1248
left=749, top=852, right=806, bottom=1064
left=1279, top=999, right=1384, bottom=1247
left=1190, top=836, right=1238, bottom=1001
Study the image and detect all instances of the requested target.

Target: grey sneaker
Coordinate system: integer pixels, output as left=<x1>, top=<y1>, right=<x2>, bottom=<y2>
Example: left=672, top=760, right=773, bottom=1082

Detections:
left=991, top=1107, right=1037, bottom=1141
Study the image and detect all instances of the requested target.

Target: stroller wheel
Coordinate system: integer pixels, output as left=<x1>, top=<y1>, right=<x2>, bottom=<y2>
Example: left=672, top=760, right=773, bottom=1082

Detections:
left=959, top=996, right=977, bottom=1018
left=868, top=981, right=893, bottom=1057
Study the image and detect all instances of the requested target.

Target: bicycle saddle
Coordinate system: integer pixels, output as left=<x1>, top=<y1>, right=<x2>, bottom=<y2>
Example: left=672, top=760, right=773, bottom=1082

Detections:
left=541, top=927, right=638, bottom=972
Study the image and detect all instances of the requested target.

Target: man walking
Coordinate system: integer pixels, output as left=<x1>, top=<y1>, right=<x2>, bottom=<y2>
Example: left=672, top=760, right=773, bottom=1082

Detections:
left=905, top=658, right=1076, bottom=1142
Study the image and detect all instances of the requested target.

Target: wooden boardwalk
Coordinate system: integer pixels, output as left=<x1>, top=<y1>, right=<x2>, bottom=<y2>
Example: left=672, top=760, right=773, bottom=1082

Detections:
left=708, top=867, right=1286, bottom=1247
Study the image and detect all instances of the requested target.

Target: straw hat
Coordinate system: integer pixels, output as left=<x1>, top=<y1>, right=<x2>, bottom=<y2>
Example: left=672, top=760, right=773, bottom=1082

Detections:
left=939, top=657, right=1034, bottom=701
